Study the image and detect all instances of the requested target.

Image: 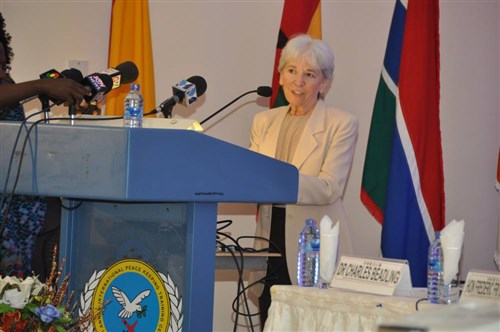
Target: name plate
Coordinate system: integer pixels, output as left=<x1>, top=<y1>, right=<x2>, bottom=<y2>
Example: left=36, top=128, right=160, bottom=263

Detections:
left=460, top=270, right=500, bottom=303
left=330, top=256, right=413, bottom=297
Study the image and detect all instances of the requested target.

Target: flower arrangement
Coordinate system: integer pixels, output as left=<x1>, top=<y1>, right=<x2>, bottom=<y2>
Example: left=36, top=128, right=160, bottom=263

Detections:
left=0, top=249, right=95, bottom=332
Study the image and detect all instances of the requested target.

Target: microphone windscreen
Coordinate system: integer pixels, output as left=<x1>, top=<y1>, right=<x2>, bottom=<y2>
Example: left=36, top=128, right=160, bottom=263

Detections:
left=257, top=86, right=272, bottom=97
left=187, top=75, right=207, bottom=96
left=115, top=61, right=139, bottom=84
left=61, top=68, right=84, bottom=82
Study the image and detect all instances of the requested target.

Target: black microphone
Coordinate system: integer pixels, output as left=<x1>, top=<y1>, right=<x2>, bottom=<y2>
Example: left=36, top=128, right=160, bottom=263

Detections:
left=82, top=73, right=114, bottom=103
left=62, top=68, right=85, bottom=82
left=37, top=68, right=84, bottom=105
left=100, top=61, right=139, bottom=90
left=199, top=86, right=272, bottom=125
left=80, top=62, right=139, bottom=103
left=146, top=75, right=207, bottom=118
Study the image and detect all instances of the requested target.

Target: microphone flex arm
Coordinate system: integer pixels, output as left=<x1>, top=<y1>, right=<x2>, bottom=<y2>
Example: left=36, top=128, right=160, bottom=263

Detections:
left=199, top=90, right=257, bottom=125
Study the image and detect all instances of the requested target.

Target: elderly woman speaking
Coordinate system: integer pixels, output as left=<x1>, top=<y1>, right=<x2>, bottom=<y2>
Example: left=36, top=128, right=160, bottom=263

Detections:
left=249, top=33, right=358, bottom=327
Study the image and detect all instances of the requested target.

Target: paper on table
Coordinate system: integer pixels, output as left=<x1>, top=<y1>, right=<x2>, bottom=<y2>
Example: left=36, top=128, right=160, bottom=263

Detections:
left=319, top=214, right=339, bottom=285
left=440, top=219, right=465, bottom=284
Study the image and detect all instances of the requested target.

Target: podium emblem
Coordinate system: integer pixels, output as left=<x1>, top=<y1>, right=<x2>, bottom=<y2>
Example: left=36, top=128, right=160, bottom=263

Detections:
left=80, top=259, right=183, bottom=331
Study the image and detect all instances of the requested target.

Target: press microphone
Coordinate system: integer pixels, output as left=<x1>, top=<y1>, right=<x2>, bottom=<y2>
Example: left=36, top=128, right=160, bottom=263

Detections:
left=82, top=73, right=114, bottom=103
left=61, top=68, right=85, bottom=82
left=38, top=68, right=84, bottom=105
left=147, top=75, right=207, bottom=118
left=199, top=86, right=272, bottom=125
left=78, top=61, right=138, bottom=103
left=100, top=61, right=139, bottom=90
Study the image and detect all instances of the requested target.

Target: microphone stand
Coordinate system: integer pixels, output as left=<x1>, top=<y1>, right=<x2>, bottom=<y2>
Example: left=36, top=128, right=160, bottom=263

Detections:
left=143, top=104, right=174, bottom=118
left=161, top=106, right=173, bottom=119
left=68, top=103, right=76, bottom=125
left=39, top=96, right=51, bottom=123
left=199, top=90, right=257, bottom=125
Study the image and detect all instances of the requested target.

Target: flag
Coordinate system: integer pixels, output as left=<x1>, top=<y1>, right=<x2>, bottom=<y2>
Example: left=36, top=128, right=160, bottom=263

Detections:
left=106, top=0, right=156, bottom=116
left=496, top=147, right=500, bottom=191
left=496, top=147, right=500, bottom=270
left=270, top=0, right=322, bottom=107
left=360, top=0, right=444, bottom=287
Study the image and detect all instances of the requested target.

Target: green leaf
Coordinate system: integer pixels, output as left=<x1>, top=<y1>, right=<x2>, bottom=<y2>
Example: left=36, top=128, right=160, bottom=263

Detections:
left=54, top=316, right=74, bottom=325
left=24, top=302, right=37, bottom=312
left=55, top=326, right=68, bottom=332
left=0, top=303, right=15, bottom=313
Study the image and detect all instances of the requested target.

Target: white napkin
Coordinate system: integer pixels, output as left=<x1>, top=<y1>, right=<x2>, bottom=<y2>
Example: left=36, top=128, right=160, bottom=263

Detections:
left=440, top=219, right=465, bottom=284
left=319, top=214, right=339, bottom=285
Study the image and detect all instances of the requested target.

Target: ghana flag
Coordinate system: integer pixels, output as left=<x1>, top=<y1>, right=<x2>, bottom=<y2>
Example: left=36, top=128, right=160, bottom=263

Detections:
left=270, top=0, right=322, bottom=108
left=360, top=0, right=445, bottom=287
left=106, top=0, right=156, bottom=116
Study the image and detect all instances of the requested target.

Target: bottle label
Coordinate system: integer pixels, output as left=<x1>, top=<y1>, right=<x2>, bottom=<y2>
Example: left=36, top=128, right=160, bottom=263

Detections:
left=310, top=239, right=320, bottom=252
left=303, top=238, right=320, bottom=253
left=428, top=257, right=442, bottom=272
left=126, top=107, right=142, bottom=118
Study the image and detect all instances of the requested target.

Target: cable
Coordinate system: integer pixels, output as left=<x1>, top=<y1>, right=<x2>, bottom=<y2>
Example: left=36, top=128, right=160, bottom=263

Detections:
left=215, top=222, right=285, bottom=331
left=415, top=298, right=427, bottom=311
left=59, top=198, right=83, bottom=211
left=217, top=219, right=233, bottom=232
left=216, top=220, right=258, bottom=331
left=217, top=240, right=248, bottom=332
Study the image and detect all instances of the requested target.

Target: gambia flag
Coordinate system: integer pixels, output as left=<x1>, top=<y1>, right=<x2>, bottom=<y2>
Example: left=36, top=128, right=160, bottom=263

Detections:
left=360, top=0, right=445, bottom=287
left=271, top=0, right=322, bottom=108
left=496, top=147, right=500, bottom=191
left=106, top=0, right=156, bottom=116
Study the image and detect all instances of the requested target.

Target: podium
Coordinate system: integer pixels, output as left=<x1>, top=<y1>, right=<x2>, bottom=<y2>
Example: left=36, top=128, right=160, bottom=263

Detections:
left=0, top=120, right=298, bottom=331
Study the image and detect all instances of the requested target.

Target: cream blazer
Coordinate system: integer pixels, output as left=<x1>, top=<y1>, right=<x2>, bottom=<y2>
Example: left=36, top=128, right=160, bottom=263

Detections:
left=249, top=99, right=358, bottom=296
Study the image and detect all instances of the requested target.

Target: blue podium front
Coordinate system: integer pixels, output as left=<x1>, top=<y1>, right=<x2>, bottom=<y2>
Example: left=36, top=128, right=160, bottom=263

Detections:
left=0, top=122, right=298, bottom=331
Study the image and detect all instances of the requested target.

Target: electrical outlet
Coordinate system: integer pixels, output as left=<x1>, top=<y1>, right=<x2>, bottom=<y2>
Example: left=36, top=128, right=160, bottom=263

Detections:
left=68, top=60, right=89, bottom=76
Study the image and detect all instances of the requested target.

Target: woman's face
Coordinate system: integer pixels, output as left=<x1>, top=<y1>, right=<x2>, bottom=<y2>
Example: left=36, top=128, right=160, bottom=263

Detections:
left=279, top=57, right=327, bottom=112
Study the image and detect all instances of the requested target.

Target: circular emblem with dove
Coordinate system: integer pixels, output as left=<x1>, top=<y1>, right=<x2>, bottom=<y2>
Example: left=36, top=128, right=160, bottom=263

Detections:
left=90, top=259, right=173, bottom=332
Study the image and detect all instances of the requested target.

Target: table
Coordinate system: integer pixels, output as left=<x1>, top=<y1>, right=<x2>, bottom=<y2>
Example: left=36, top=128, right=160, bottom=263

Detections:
left=265, top=285, right=433, bottom=331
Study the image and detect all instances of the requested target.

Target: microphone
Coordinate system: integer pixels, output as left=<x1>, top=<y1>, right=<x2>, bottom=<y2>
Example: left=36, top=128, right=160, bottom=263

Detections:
left=38, top=68, right=84, bottom=105
left=38, top=68, right=87, bottom=122
left=82, top=73, right=114, bottom=103
left=147, top=75, right=207, bottom=118
left=199, top=86, right=272, bottom=125
left=80, top=61, right=138, bottom=103
left=100, top=61, right=139, bottom=90
left=61, top=68, right=85, bottom=82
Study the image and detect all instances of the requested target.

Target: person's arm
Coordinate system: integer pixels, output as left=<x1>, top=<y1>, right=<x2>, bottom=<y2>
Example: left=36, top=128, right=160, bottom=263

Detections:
left=0, top=78, right=90, bottom=109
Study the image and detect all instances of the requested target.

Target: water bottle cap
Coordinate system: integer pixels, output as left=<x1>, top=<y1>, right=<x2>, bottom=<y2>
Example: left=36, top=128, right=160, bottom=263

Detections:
left=305, top=218, right=315, bottom=225
left=131, top=83, right=140, bottom=90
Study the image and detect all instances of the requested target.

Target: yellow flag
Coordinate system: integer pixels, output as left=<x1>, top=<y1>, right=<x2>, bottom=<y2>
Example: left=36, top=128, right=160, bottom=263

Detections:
left=106, top=0, right=155, bottom=116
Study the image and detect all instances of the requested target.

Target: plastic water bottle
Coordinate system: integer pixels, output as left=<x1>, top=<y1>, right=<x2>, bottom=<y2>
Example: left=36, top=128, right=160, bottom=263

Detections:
left=297, top=218, right=320, bottom=287
left=427, top=231, right=443, bottom=303
left=123, top=84, right=143, bottom=128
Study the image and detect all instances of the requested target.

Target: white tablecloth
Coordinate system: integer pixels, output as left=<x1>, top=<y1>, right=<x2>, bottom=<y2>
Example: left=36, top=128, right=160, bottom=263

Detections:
left=264, top=285, right=433, bottom=331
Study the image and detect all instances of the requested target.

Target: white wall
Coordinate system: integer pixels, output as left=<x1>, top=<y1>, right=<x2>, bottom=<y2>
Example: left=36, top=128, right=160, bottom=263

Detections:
left=1, top=1, right=498, bottom=331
